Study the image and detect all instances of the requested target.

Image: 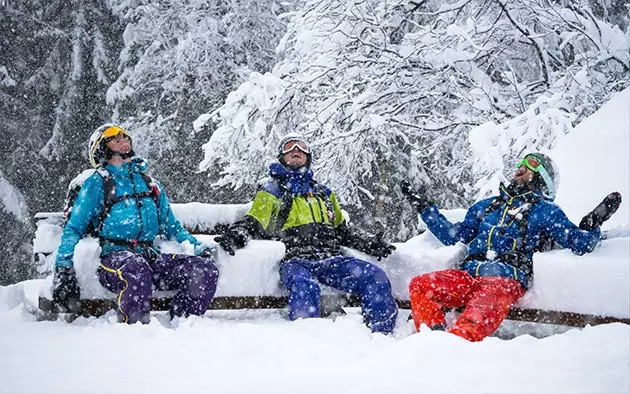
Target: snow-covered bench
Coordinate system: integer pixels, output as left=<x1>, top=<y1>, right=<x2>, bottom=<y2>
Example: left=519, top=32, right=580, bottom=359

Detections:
left=33, top=204, right=630, bottom=327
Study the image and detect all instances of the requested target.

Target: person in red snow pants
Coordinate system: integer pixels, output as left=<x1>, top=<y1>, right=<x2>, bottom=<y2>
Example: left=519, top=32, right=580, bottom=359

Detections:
left=401, top=152, right=620, bottom=341
left=408, top=270, right=524, bottom=341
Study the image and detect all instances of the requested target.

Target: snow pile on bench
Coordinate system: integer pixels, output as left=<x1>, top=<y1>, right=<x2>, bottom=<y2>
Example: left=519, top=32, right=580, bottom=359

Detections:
left=32, top=206, right=630, bottom=319
left=170, top=202, right=251, bottom=233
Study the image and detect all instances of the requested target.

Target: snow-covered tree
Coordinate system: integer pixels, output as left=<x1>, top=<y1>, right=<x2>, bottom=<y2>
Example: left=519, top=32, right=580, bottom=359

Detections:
left=106, top=0, right=295, bottom=202
left=0, top=0, right=122, bottom=282
left=0, top=169, right=33, bottom=284
left=199, top=0, right=629, bottom=239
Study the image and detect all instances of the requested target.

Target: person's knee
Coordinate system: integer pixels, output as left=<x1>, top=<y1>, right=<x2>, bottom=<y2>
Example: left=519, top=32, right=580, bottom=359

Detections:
left=290, top=276, right=320, bottom=296
left=408, top=274, right=433, bottom=295
left=359, top=264, right=391, bottom=288
left=120, top=258, right=152, bottom=289
left=191, top=257, right=219, bottom=279
left=185, top=258, right=219, bottom=297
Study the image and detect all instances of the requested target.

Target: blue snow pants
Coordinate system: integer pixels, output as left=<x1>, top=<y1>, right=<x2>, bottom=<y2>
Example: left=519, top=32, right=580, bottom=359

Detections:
left=279, top=256, right=398, bottom=334
left=98, top=250, right=219, bottom=324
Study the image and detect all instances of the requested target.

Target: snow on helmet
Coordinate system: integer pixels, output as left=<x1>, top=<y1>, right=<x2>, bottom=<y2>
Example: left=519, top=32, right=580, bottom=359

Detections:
left=524, top=152, right=559, bottom=200
left=277, top=134, right=312, bottom=167
left=88, top=124, right=132, bottom=168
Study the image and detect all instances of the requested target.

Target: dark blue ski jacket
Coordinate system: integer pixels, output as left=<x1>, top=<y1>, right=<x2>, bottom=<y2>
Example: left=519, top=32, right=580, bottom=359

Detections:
left=420, top=183, right=601, bottom=288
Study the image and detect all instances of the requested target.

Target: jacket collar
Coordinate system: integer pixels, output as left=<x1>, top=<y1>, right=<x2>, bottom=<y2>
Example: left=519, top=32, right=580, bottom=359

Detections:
left=499, top=182, right=544, bottom=204
left=269, top=162, right=314, bottom=195
left=104, top=158, right=149, bottom=176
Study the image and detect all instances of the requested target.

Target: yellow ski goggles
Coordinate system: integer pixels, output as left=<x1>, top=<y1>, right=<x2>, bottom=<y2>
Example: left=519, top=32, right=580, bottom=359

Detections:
left=101, top=126, right=129, bottom=140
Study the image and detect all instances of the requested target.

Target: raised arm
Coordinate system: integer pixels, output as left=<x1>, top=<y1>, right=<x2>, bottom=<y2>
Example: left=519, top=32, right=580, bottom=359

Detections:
left=541, top=203, right=600, bottom=255
left=420, top=199, right=493, bottom=246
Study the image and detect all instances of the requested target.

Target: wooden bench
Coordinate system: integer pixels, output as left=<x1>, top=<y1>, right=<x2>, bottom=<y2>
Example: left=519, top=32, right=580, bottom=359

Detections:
left=37, top=295, right=630, bottom=327
left=33, top=205, right=630, bottom=328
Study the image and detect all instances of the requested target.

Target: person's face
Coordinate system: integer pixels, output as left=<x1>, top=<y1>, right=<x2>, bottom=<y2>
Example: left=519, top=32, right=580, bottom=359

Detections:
left=513, top=164, right=535, bottom=185
left=105, top=132, right=132, bottom=154
left=281, top=140, right=309, bottom=168
left=512, top=155, right=539, bottom=186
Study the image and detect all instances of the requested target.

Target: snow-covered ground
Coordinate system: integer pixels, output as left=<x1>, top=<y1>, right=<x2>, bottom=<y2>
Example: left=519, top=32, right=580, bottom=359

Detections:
left=1, top=89, right=629, bottom=393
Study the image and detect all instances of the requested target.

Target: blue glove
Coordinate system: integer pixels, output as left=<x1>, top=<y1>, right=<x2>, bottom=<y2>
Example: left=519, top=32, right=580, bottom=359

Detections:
left=194, top=243, right=217, bottom=258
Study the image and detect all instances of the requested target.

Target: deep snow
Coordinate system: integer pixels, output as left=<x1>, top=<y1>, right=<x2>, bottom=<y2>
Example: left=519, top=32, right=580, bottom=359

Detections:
left=0, top=89, right=629, bottom=393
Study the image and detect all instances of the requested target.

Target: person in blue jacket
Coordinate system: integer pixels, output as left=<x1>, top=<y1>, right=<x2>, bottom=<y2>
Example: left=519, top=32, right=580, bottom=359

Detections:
left=401, top=152, right=621, bottom=341
left=53, top=124, right=219, bottom=323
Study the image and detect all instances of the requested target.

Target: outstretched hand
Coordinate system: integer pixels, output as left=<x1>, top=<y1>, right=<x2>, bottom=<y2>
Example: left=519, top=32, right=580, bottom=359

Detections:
left=400, top=180, right=431, bottom=213
left=579, top=192, right=622, bottom=231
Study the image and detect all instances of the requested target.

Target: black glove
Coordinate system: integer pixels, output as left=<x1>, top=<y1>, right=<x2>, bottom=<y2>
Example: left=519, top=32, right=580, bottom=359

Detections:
left=400, top=180, right=431, bottom=213
left=215, top=227, right=248, bottom=256
left=52, top=266, right=81, bottom=313
left=366, top=232, right=396, bottom=261
left=579, top=192, right=622, bottom=231
left=142, top=247, right=160, bottom=263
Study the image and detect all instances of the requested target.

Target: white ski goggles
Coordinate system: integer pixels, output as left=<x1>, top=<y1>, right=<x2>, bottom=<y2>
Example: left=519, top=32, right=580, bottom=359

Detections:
left=281, top=139, right=310, bottom=155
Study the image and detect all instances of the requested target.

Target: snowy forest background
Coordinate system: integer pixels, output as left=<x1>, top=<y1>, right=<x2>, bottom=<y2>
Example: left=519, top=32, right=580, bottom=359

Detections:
left=0, top=0, right=628, bottom=285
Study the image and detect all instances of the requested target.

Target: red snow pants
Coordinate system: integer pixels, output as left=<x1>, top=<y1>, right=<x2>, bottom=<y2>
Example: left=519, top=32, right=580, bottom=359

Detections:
left=408, top=269, right=525, bottom=342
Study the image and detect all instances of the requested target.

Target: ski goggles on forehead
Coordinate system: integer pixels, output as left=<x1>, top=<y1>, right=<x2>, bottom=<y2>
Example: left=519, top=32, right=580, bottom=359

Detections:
left=281, top=139, right=310, bottom=154
left=516, top=155, right=542, bottom=172
left=102, top=126, right=129, bottom=140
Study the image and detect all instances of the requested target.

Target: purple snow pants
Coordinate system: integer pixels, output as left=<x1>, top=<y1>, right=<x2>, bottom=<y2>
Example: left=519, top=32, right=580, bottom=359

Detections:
left=98, top=250, right=219, bottom=324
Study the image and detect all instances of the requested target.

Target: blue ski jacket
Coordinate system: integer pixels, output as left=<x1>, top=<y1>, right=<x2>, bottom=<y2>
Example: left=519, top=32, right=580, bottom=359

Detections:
left=420, top=183, right=601, bottom=288
left=55, top=159, right=199, bottom=268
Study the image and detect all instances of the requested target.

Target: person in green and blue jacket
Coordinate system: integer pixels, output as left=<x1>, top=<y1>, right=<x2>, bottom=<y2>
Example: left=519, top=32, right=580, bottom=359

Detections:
left=216, top=135, right=398, bottom=334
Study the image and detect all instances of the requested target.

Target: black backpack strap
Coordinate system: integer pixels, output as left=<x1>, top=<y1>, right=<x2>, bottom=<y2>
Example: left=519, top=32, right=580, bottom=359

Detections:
left=95, top=168, right=116, bottom=235
left=138, top=171, right=162, bottom=233
left=139, top=172, right=160, bottom=207
left=94, top=169, right=161, bottom=236
left=274, top=186, right=294, bottom=234
left=312, top=181, right=335, bottom=223
left=511, top=193, right=545, bottom=252
left=272, top=178, right=337, bottom=234
left=482, top=196, right=502, bottom=219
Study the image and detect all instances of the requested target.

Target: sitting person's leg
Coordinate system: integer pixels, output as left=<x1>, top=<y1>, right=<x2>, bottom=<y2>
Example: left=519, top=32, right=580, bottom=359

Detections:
left=448, top=276, right=524, bottom=341
left=408, top=269, right=475, bottom=331
left=152, top=254, right=219, bottom=317
left=315, top=256, right=398, bottom=334
left=98, top=250, right=153, bottom=324
left=279, top=259, right=320, bottom=320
